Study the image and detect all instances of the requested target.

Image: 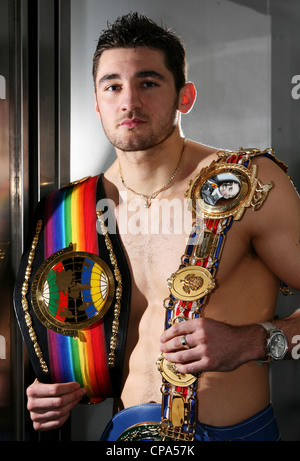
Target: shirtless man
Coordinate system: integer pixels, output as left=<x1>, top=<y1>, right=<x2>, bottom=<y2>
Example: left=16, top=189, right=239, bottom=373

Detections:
left=25, top=13, right=300, bottom=441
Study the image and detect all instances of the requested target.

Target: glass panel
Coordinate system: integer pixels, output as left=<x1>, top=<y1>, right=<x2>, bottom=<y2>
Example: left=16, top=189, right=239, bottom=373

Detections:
left=0, top=0, right=71, bottom=441
left=0, top=0, right=12, bottom=441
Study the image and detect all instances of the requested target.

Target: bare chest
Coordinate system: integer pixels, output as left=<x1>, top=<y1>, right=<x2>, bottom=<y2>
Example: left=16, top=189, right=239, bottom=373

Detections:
left=116, top=198, right=192, bottom=298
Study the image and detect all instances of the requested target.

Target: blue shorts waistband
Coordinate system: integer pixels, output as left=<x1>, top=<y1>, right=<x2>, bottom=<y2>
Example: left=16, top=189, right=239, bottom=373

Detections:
left=195, top=404, right=281, bottom=441
left=100, top=403, right=280, bottom=441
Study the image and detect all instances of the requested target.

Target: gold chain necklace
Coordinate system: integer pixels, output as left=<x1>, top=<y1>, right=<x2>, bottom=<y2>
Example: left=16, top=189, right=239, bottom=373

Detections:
left=118, top=138, right=187, bottom=208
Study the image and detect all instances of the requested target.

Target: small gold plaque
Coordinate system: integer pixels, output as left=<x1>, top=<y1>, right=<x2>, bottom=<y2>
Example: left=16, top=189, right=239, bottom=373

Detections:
left=195, top=230, right=214, bottom=259
left=157, top=355, right=197, bottom=387
left=168, top=266, right=215, bottom=301
left=171, top=396, right=185, bottom=427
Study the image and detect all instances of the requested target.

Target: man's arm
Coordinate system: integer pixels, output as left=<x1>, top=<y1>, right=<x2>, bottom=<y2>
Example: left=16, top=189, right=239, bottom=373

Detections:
left=250, top=155, right=300, bottom=291
left=160, top=156, right=300, bottom=373
left=250, top=156, right=300, bottom=358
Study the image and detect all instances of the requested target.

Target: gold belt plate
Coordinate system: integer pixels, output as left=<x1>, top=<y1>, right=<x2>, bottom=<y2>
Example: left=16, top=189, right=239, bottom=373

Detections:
left=157, top=355, right=197, bottom=387
left=186, top=160, right=272, bottom=221
left=31, top=244, right=115, bottom=336
left=168, top=266, right=215, bottom=301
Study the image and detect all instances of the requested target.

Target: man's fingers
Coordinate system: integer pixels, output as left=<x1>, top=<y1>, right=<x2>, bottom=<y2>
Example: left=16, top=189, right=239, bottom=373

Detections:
left=164, top=344, right=201, bottom=364
left=29, top=397, right=81, bottom=422
left=31, top=412, right=71, bottom=432
left=27, top=387, right=85, bottom=413
left=160, top=318, right=202, bottom=344
left=160, top=331, right=197, bottom=353
left=26, top=379, right=86, bottom=431
left=27, top=380, right=83, bottom=399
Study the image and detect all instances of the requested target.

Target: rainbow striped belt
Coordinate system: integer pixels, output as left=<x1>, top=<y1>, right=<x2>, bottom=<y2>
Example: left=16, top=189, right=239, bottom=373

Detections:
left=14, top=175, right=131, bottom=403
left=44, top=176, right=112, bottom=402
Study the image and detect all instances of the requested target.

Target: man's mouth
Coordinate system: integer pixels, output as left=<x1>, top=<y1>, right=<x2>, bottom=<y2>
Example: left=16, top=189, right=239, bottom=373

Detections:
left=119, top=118, right=146, bottom=128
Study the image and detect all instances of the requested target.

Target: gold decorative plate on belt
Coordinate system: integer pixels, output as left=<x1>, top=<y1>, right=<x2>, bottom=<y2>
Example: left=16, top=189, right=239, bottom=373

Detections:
left=168, top=266, right=215, bottom=301
left=31, top=243, right=115, bottom=336
left=186, top=160, right=272, bottom=221
left=157, top=355, right=197, bottom=387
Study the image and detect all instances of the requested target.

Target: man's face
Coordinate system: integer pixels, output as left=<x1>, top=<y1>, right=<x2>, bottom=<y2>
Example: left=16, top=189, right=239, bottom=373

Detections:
left=219, top=182, right=240, bottom=199
left=94, top=47, right=180, bottom=151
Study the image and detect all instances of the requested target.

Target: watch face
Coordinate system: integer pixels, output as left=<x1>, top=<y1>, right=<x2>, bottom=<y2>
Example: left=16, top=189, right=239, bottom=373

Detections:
left=269, top=333, right=288, bottom=359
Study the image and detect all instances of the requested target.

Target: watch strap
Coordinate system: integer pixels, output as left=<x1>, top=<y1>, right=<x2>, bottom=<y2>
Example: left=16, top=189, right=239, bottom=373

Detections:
left=257, top=321, right=278, bottom=333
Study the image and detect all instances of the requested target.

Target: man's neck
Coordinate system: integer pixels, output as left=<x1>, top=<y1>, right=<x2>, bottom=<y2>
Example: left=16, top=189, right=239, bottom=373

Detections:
left=115, top=132, right=187, bottom=197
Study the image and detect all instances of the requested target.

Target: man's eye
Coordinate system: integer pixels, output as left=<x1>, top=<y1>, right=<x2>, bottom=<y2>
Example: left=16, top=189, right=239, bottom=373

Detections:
left=106, top=84, right=121, bottom=92
left=142, top=81, right=158, bottom=88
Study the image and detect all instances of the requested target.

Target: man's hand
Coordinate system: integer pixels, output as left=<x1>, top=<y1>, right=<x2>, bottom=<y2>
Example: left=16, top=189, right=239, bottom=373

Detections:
left=160, top=318, right=265, bottom=375
left=26, top=379, right=86, bottom=431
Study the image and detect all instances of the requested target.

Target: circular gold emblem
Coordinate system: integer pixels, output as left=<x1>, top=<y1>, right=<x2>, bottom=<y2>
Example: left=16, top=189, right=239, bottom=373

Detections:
left=31, top=245, right=115, bottom=336
left=186, top=161, right=257, bottom=220
left=157, top=355, right=197, bottom=387
left=168, top=266, right=215, bottom=301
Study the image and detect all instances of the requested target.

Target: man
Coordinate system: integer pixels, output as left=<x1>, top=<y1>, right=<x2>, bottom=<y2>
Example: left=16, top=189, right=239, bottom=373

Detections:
left=22, top=13, right=300, bottom=441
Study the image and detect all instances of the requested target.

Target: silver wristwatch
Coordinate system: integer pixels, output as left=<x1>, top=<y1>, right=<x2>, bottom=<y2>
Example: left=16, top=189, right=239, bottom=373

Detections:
left=258, top=322, right=288, bottom=361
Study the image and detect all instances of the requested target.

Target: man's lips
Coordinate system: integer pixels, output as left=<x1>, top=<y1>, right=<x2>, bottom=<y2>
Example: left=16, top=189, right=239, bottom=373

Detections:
left=119, top=118, right=146, bottom=128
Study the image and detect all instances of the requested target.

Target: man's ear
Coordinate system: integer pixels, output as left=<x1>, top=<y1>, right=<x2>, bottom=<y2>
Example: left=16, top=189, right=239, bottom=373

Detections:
left=178, top=82, right=197, bottom=114
left=94, top=92, right=101, bottom=121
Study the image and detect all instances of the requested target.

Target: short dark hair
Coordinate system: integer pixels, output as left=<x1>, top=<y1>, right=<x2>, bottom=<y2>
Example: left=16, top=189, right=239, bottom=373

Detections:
left=92, top=12, right=187, bottom=93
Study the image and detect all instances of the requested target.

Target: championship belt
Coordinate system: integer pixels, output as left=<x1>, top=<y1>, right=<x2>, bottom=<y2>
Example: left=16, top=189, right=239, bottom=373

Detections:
left=14, top=175, right=131, bottom=403
left=157, top=147, right=285, bottom=441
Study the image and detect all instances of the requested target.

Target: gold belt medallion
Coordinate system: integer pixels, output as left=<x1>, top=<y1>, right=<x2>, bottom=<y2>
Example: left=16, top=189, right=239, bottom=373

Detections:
left=157, top=355, right=197, bottom=387
left=168, top=266, right=215, bottom=301
left=186, top=159, right=273, bottom=221
left=31, top=243, right=115, bottom=336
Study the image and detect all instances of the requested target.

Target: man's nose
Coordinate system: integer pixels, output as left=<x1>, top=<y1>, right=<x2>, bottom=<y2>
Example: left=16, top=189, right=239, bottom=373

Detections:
left=121, top=85, right=143, bottom=111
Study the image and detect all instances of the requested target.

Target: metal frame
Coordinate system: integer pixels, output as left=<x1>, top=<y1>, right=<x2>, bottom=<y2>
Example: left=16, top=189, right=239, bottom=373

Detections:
left=7, top=0, right=70, bottom=440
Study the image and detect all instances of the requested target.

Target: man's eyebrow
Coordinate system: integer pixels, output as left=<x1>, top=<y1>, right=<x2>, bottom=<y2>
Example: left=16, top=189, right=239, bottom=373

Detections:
left=98, top=70, right=166, bottom=86
left=136, top=70, right=166, bottom=80
left=98, top=73, right=120, bottom=85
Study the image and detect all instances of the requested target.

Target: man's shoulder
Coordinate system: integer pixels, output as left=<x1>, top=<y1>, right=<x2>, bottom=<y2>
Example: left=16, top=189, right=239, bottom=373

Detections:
left=188, top=140, right=219, bottom=172
left=189, top=140, right=219, bottom=157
